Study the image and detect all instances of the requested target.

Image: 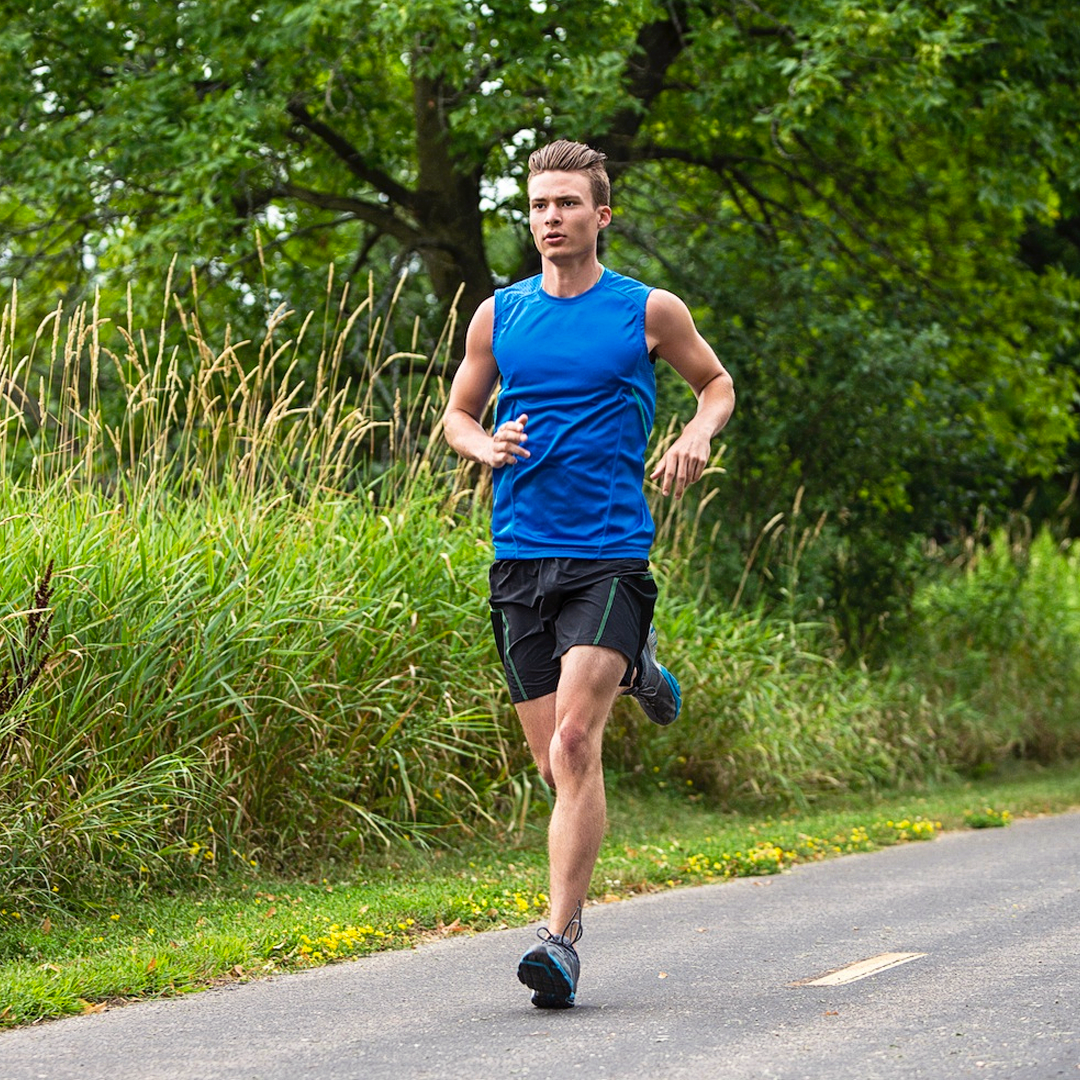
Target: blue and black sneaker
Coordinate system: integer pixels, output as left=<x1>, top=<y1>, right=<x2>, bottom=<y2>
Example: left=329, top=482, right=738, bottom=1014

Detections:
left=517, top=906, right=582, bottom=1009
left=628, top=625, right=682, bottom=726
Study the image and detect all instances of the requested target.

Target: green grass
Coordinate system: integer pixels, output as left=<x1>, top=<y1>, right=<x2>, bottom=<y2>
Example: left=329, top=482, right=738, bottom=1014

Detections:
left=2, top=761, right=1077, bottom=1029
left=0, top=477, right=520, bottom=903
left=0, top=278, right=529, bottom=908
left=5, top=278, right=1080, bottom=921
left=4, top=276, right=1080, bottom=1037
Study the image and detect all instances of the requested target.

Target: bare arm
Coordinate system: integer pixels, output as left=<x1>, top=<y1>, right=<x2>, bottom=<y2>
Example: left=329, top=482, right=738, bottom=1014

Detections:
left=443, top=297, right=530, bottom=468
left=645, top=289, right=735, bottom=499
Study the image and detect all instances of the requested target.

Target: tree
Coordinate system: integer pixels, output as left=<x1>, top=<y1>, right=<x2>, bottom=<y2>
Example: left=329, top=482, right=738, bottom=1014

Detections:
left=4, top=0, right=1080, bottom=638
left=0, top=1, right=679, bottom=344
left=600, top=0, right=1080, bottom=633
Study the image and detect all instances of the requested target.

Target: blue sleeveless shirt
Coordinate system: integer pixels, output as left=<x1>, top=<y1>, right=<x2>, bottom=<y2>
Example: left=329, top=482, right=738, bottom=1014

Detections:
left=491, top=268, right=656, bottom=559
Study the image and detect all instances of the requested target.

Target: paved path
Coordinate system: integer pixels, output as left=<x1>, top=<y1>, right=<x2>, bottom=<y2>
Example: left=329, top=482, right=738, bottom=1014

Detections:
left=2, top=812, right=1078, bottom=1080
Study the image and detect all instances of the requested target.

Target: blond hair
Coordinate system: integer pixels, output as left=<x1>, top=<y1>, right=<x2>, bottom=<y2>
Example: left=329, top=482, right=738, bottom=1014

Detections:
left=527, top=139, right=611, bottom=208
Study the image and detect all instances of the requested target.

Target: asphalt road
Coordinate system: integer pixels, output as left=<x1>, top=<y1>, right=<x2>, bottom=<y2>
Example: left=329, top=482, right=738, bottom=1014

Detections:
left=2, top=812, right=1078, bottom=1080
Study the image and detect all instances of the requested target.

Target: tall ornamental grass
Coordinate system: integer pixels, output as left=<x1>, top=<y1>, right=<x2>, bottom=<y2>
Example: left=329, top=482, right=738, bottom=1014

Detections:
left=609, top=507, right=1080, bottom=807
left=0, top=271, right=530, bottom=909
left=3, top=269, right=1079, bottom=911
left=607, top=503, right=965, bottom=806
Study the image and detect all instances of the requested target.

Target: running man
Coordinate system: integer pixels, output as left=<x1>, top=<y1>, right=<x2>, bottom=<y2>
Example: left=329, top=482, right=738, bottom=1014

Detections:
left=443, top=139, right=735, bottom=1008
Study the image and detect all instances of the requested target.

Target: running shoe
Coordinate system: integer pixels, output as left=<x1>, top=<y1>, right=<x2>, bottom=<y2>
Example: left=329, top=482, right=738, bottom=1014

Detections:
left=628, top=625, right=682, bottom=726
left=517, top=906, right=582, bottom=1009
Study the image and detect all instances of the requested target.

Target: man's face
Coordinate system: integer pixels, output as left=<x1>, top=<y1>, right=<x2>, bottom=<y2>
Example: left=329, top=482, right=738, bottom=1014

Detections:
left=527, top=170, right=611, bottom=263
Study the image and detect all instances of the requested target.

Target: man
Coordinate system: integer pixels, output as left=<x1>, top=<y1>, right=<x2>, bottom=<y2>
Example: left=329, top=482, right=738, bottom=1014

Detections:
left=443, top=139, right=735, bottom=1009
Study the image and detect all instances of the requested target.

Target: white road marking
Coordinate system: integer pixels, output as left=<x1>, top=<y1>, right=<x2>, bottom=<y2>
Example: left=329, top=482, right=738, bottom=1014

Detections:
left=794, top=951, right=927, bottom=987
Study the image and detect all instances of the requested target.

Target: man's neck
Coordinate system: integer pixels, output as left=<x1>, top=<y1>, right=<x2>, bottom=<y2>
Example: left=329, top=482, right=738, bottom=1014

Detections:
left=540, top=259, right=604, bottom=298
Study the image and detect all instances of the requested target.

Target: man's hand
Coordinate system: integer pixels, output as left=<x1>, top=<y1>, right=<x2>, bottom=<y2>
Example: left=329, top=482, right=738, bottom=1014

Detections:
left=650, top=425, right=711, bottom=499
left=491, top=413, right=530, bottom=468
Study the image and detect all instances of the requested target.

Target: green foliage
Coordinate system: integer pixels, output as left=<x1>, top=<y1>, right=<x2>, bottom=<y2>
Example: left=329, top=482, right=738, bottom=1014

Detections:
left=3, top=276, right=1080, bottom=919
left=615, top=0, right=1080, bottom=633
left=0, top=0, right=659, bottom=339
left=4, top=0, right=1080, bottom=638
left=0, top=474, right=523, bottom=908
left=964, top=807, right=1012, bottom=829
left=0, top=561, right=53, bottom=717
left=902, top=527, right=1080, bottom=766
left=0, top=281, right=523, bottom=910
left=604, top=604, right=959, bottom=808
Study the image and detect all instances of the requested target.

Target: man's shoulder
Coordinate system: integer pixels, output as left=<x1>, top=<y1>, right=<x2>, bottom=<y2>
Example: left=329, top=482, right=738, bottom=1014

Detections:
left=601, top=268, right=654, bottom=303
left=496, top=274, right=544, bottom=303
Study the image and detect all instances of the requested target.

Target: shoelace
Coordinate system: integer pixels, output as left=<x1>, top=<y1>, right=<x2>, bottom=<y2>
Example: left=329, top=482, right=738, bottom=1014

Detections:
left=635, top=675, right=661, bottom=702
left=634, top=661, right=668, bottom=704
left=536, top=902, right=583, bottom=947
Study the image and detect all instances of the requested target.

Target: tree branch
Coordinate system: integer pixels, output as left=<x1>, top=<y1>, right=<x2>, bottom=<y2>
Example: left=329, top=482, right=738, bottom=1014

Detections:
left=640, top=143, right=940, bottom=292
left=586, top=2, right=690, bottom=174
left=285, top=98, right=418, bottom=212
left=278, top=183, right=420, bottom=246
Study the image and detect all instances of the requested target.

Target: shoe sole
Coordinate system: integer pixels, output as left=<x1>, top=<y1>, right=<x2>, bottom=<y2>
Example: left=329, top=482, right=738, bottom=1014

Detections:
left=531, top=991, right=575, bottom=1009
left=518, top=952, right=576, bottom=1007
left=632, top=627, right=682, bottom=726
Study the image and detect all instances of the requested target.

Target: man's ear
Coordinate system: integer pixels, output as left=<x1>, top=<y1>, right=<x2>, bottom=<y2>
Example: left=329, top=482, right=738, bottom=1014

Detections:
left=597, top=205, right=613, bottom=229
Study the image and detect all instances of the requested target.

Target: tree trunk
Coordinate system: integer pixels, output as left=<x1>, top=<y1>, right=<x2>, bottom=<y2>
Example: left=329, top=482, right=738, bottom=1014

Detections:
left=413, top=73, right=494, bottom=360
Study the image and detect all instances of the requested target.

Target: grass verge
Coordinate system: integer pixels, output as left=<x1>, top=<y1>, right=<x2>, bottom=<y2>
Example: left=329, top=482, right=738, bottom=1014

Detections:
left=2, top=761, right=1078, bottom=1030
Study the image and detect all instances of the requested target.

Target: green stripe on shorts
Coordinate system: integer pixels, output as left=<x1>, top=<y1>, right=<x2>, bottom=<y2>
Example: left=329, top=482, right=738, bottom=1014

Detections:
left=592, top=577, right=620, bottom=646
left=502, top=610, right=529, bottom=700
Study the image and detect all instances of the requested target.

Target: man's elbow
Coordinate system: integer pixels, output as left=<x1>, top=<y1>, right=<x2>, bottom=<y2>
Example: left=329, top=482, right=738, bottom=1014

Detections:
left=442, top=408, right=464, bottom=451
left=442, top=407, right=478, bottom=458
left=698, top=369, right=735, bottom=400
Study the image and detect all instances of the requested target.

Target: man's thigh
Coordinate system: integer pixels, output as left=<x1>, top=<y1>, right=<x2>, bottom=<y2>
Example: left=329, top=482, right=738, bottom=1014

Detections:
left=557, top=644, right=629, bottom=719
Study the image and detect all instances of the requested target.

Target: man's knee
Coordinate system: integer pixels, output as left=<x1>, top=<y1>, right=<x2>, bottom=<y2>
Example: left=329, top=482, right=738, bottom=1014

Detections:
left=550, top=721, right=600, bottom=780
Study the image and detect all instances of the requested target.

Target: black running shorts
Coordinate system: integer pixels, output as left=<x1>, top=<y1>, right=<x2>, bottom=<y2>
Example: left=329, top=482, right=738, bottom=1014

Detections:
left=488, top=558, right=658, bottom=703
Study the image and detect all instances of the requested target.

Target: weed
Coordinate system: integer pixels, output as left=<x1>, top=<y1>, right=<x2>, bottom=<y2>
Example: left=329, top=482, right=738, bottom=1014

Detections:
left=964, top=807, right=1012, bottom=829
left=0, top=560, right=53, bottom=721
